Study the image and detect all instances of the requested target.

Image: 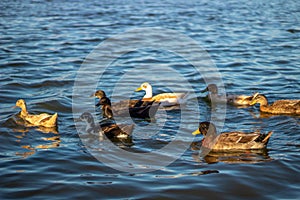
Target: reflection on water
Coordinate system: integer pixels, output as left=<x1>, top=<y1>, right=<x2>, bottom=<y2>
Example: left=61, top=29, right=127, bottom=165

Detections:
left=4, top=114, right=61, bottom=159
left=15, top=132, right=60, bottom=159
left=155, top=169, right=219, bottom=178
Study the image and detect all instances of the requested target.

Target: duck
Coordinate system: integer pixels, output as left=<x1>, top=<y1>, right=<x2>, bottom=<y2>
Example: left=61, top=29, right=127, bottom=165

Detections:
left=97, top=96, right=113, bottom=119
left=250, top=93, right=300, bottom=115
left=201, top=84, right=255, bottom=106
left=192, top=122, right=273, bottom=151
left=14, top=99, right=58, bottom=128
left=135, top=82, right=188, bottom=107
left=91, top=90, right=160, bottom=119
left=77, top=112, right=134, bottom=139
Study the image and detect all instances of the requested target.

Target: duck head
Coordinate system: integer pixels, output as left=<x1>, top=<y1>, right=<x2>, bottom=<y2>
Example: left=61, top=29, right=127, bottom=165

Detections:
left=91, top=90, right=106, bottom=99
left=14, top=99, right=28, bottom=115
left=201, top=84, right=218, bottom=94
left=250, top=93, right=268, bottom=106
left=135, top=82, right=153, bottom=99
left=78, top=112, right=95, bottom=124
left=15, top=99, right=26, bottom=108
left=192, top=121, right=217, bottom=136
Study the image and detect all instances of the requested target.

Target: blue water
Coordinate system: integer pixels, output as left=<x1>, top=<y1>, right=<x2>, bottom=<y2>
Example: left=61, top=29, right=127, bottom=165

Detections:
left=1, top=0, right=300, bottom=199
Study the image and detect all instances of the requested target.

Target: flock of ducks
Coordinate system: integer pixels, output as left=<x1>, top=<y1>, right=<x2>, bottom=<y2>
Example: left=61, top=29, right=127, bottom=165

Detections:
left=14, top=82, right=300, bottom=152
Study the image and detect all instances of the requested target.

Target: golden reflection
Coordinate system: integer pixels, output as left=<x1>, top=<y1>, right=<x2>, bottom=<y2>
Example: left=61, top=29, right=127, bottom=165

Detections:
left=14, top=133, right=61, bottom=158
left=11, top=116, right=60, bottom=159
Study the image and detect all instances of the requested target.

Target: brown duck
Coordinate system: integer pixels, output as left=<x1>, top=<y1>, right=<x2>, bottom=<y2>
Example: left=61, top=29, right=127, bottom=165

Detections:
left=192, top=122, right=273, bottom=151
left=250, top=93, right=300, bottom=115
left=201, top=84, right=255, bottom=106
left=14, top=99, right=58, bottom=128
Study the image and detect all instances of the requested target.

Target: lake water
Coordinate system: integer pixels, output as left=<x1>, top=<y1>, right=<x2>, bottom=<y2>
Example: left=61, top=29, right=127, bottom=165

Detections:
left=1, top=0, right=300, bottom=199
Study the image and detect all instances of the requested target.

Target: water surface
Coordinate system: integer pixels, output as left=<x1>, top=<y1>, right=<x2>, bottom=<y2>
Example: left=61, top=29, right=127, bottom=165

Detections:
left=1, top=0, right=300, bottom=199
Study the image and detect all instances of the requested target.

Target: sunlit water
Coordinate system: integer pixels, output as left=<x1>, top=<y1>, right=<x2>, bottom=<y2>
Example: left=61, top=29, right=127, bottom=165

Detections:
left=1, top=0, right=300, bottom=199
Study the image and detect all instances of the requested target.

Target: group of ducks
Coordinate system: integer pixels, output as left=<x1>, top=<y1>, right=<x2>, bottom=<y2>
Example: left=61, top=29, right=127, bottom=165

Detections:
left=14, top=82, right=300, bottom=152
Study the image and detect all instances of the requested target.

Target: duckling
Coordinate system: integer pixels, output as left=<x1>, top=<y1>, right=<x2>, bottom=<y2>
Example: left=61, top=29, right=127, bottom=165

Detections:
left=98, top=96, right=113, bottom=119
left=14, top=99, right=58, bottom=128
left=135, top=82, right=188, bottom=107
left=192, top=122, right=273, bottom=151
left=250, top=93, right=300, bottom=115
left=201, top=84, right=255, bottom=106
left=91, top=90, right=160, bottom=119
left=78, top=112, right=134, bottom=139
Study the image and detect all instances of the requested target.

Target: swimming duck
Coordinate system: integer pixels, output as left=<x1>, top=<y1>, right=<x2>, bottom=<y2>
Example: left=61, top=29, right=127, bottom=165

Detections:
left=97, top=96, right=113, bottom=119
left=78, top=112, right=134, bottom=139
left=192, top=122, right=273, bottom=151
left=14, top=99, right=58, bottom=128
left=201, top=84, right=255, bottom=106
left=250, top=93, right=300, bottom=115
left=135, top=82, right=188, bottom=107
left=91, top=90, right=160, bottom=119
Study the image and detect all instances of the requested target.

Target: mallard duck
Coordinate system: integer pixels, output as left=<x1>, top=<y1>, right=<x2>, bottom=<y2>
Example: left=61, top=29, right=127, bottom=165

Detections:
left=201, top=84, right=255, bottom=106
left=78, top=112, right=134, bottom=139
left=135, top=82, right=188, bottom=107
left=192, top=122, right=273, bottom=151
left=91, top=90, right=160, bottom=119
left=250, top=93, right=300, bottom=115
left=14, top=99, right=58, bottom=128
left=97, top=96, right=113, bottom=119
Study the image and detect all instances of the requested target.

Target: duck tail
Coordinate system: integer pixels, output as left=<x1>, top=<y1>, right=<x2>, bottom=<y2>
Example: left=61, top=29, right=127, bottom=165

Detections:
left=178, top=92, right=190, bottom=104
left=50, top=113, right=58, bottom=125
left=262, top=131, right=273, bottom=144
left=182, top=92, right=190, bottom=100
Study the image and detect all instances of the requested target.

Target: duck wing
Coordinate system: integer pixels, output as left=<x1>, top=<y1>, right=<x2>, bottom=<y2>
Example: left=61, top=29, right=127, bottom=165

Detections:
left=118, top=124, right=135, bottom=135
left=210, top=132, right=264, bottom=150
left=270, top=100, right=300, bottom=114
left=25, top=113, right=56, bottom=127
left=38, top=113, right=58, bottom=127
left=112, top=99, right=140, bottom=110
left=129, top=102, right=160, bottom=118
left=100, top=123, right=130, bottom=139
left=152, top=93, right=186, bottom=101
left=218, top=132, right=260, bottom=143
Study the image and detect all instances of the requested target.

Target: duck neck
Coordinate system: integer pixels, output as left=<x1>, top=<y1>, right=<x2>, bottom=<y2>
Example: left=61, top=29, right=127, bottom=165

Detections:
left=20, top=104, right=28, bottom=117
left=143, top=85, right=153, bottom=99
left=259, top=97, right=268, bottom=107
left=258, top=96, right=269, bottom=110
left=102, top=105, right=113, bottom=119
left=86, top=118, right=96, bottom=132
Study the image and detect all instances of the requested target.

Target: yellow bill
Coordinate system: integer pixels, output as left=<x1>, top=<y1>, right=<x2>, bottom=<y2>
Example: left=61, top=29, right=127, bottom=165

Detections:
left=135, top=87, right=142, bottom=92
left=249, top=100, right=256, bottom=105
left=192, top=129, right=201, bottom=135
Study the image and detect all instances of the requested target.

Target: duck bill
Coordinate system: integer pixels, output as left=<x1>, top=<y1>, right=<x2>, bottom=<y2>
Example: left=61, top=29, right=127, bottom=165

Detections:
left=89, top=93, right=96, bottom=97
left=192, top=129, right=201, bottom=135
left=200, top=87, right=208, bottom=93
left=135, top=87, right=142, bottom=92
left=12, top=106, right=17, bottom=109
left=249, top=100, right=256, bottom=106
left=74, top=118, right=82, bottom=122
